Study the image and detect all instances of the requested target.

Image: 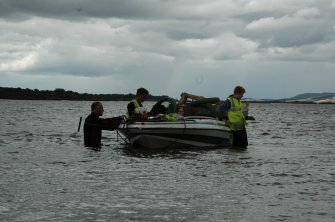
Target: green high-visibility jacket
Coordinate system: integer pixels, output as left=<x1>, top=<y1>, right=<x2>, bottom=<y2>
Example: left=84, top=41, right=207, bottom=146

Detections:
left=126, top=99, right=140, bottom=119
left=227, top=97, right=246, bottom=131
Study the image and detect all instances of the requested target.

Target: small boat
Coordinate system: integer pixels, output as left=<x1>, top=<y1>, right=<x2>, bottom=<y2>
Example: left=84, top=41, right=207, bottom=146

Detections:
left=117, top=96, right=233, bottom=149
left=117, top=116, right=232, bottom=149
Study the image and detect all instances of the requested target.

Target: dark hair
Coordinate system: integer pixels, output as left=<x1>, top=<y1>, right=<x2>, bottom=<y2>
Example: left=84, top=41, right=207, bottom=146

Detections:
left=234, top=86, right=246, bottom=94
left=136, top=87, right=149, bottom=96
left=91, top=101, right=101, bottom=111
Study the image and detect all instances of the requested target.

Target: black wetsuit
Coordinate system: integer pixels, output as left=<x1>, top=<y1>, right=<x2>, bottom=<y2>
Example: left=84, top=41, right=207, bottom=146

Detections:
left=84, top=113, right=122, bottom=147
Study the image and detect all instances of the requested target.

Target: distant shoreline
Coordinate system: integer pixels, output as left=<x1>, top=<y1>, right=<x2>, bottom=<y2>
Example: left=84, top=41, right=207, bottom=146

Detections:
left=1, top=86, right=334, bottom=104
left=0, top=87, right=167, bottom=101
left=247, top=100, right=335, bottom=104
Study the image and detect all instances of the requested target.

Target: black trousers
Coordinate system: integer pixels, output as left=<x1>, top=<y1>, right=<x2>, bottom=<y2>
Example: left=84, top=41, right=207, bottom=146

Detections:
left=232, top=128, right=248, bottom=148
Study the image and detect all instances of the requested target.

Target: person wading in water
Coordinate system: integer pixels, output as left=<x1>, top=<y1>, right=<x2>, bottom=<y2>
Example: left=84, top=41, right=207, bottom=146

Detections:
left=84, top=101, right=122, bottom=148
left=218, top=86, right=248, bottom=148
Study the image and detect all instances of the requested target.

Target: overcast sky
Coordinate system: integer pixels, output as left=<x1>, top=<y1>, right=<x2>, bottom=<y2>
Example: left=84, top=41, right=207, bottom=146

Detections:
left=1, top=0, right=335, bottom=99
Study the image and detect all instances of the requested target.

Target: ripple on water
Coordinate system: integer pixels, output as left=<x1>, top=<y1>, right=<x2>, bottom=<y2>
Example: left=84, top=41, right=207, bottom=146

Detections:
left=1, top=101, right=335, bottom=221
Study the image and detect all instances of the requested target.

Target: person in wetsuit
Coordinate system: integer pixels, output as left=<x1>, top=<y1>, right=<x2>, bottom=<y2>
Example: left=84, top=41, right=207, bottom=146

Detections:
left=84, top=101, right=122, bottom=148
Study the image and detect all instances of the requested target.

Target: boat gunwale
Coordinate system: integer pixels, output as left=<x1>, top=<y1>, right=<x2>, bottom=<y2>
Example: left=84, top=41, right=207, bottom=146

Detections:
left=122, top=116, right=228, bottom=127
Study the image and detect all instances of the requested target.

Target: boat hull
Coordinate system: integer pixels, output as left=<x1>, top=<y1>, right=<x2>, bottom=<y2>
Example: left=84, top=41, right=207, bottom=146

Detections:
left=117, top=117, right=233, bottom=149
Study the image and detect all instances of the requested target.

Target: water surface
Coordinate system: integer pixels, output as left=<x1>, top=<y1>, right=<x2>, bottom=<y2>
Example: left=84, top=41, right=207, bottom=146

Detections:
left=1, top=100, right=334, bottom=221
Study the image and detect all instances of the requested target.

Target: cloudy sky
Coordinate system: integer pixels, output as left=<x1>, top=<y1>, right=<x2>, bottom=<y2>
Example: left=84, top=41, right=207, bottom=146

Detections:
left=1, top=0, right=335, bottom=99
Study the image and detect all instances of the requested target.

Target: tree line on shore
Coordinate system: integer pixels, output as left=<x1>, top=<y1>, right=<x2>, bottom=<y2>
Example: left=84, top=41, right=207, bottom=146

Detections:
left=0, top=87, right=167, bottom=101
left=2, top=86, right=334, bottom=104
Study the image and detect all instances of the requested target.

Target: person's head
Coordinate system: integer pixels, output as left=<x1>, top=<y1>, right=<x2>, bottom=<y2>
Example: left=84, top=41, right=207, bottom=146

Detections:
left=91, top=101, right=104, bottom=116
left=136, top=87, right=149, bottom=103
left=233, top=86, right=246, bottom=99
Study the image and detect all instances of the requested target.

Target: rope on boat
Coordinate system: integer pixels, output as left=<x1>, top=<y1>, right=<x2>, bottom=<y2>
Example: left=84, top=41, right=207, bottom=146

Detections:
left=116, top=130, right=128, bottom=144
left=116, top=120, right=130, bottom=145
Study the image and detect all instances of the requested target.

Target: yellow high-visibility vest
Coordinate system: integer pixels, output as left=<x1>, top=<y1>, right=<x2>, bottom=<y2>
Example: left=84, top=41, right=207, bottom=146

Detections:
left=125, top=99, right=140, bottom=118
left=227, top=97, right=246, bottom=131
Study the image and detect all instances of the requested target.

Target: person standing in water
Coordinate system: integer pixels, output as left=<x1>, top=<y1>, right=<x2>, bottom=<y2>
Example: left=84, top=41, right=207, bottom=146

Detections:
left=218, top=86, right=248, bottom=148
left=84, top=101, right=122, bottom=148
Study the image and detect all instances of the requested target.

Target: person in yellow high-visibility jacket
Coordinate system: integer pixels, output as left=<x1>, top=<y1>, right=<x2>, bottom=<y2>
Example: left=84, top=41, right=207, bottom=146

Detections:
left=218, top=86, right=248, bottom=148
left=126, top=87, right=149, bottom=120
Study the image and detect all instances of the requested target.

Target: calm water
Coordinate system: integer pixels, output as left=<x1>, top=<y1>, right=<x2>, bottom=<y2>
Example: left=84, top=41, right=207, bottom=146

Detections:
left=0, top=100, right=334, bottom=222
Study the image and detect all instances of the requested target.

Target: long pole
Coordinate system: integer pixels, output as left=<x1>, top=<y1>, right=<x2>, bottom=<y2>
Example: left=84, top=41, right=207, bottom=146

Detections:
left=77, top=117, right=83, bottom=132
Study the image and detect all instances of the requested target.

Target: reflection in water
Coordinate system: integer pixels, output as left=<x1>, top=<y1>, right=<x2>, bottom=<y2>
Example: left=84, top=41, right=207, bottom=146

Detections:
left=121, top=146, right=210, bottom=159
left=86, top=146, right=102, bottom=152
left=120, top=142, right=250, bottom=159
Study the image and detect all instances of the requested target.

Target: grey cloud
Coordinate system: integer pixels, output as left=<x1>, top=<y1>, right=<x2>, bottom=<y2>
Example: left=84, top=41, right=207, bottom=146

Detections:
left=245, top=16, right=334, bottom=48
left=1, top=0, right=335, bottom=98
left=0, top=0, right=168, bottom=21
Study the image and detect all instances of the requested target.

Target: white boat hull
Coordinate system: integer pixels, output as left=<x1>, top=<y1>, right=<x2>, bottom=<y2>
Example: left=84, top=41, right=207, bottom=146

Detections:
left=117, top=117, right=232, bottom=149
